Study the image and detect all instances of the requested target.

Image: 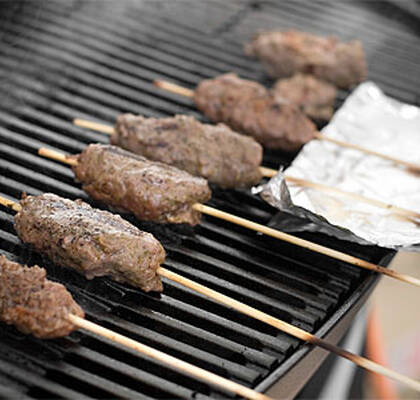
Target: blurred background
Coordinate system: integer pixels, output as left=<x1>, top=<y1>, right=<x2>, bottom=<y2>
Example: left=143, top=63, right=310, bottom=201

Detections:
left=367, top=252, right=420, bottom=399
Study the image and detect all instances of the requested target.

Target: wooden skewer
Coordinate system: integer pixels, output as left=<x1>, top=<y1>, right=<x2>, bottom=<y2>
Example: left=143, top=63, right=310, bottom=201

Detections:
left=39, top=148, right=79, bottom=167
left=38, top=147, right=420, bottom=289
left=193, top=203, right=420, bottom=287
left=154, top=80, right=194, bottom=98
left=259, top=167, right=420, bottom=221
left=313, top=133, right=420, bottom=171
left=68, top=314, right=271, bottom=400
left=0, top=196, right=22, bottom=212
left=74, top=118, right=115, bottom=135
left=70, top=122, right=420, bottom=221
left=2, top=195, right=420, bottom=392
left=153, top=80, right=420, bottom=173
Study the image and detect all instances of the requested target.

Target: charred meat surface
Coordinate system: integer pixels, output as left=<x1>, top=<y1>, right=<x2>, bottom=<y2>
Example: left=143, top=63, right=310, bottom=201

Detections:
left=0, top=255, right=84, bottom=339
left=273, top=74, right=337, bottom=121
left=245, top=30, right=367, bottom=89
left=113, top=114, right=263, bottom=188
left=14, top=193, right=165, bottom=292
left=194, top=73, right=317, bottom=151
left=72, top=144, right=211, bottom=225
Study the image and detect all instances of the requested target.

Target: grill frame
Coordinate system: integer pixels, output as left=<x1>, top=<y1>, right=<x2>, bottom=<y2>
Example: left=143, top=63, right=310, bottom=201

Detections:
left=1, top=0, right=417, bottom=398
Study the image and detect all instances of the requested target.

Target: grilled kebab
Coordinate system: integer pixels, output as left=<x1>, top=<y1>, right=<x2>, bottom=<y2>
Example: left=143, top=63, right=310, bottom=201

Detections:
left=194, top=73, right=318, bottom=151
left=15, top=193, right=165, bottom=292
left=71, top=144, right=211, bottom=225
left=272, top=74, right=337, bottom=121
left=244, top=30, right=367, bottom=89
left=0, top=255, right=84, bottom=338
left=113, top=114, right=263, bottom=188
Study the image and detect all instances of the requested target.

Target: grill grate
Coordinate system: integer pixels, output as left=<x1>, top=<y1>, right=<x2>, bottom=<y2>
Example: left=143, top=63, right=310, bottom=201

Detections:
left=0, top=1, right=417, bottom=398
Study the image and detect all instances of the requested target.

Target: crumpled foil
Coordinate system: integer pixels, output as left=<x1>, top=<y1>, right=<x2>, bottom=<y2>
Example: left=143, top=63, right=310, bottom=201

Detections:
left=253, top=82, right=420, bottom=251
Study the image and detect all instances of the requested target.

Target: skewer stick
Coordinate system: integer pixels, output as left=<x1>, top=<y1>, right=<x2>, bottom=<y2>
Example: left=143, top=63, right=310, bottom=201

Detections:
left=153, top=80, right=420, bottom=172
left=313, top=133, right=420, bottom=172
left=154, top=80, right=194, bottom=98
left=72, top=119, right=420, bottom=221
left=68, top=314, right=270, bottom=400
left=1, top=195, right=420, bottom=392
left=0, top=196, right=22, bottom=212
left=73, top=118, right=115, bottom=135
left=193, top=203, right=420, bottom=287
left=38, top=148, right=78, bottom=166
left=37, top=147, right=420, bottom=288
left=259, top=167, right=420, bottom=221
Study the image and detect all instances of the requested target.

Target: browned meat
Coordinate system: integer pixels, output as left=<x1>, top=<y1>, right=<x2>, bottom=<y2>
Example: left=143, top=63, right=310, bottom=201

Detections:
left=71, top=144, right=211, bottom=225
left=14, top=193, right=165, bottom=292
left=194, top=73, right=317, bottom=151
left=112, top=114, right=263, bottom=189
left=0, top=255, right=84, bottom=339
left=245, top=30, right=367, bottom=89
left=272, top=74, right=337, bottom=121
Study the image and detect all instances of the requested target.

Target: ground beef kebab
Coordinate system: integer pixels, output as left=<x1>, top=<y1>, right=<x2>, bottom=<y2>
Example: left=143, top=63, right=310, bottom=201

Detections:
left=70, top=144, right=211, bottom=225
left=14, top=193, right=165, bottom=292
left=193, top=73, right=318, bottom=151
left=272, top=73, right=337, bottom=121
left=112, top=114, right=263, bottom=188
left=0, top=255, right=84, bottom=338
left=244, top=30, right=367, bottom=89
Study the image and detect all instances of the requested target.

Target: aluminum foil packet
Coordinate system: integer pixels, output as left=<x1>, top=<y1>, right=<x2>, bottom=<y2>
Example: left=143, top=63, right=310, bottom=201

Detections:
left=253, top=82, right=420, bottom=251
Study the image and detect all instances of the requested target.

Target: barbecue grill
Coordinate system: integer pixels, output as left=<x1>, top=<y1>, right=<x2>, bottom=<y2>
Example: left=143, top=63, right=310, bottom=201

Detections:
left=0, top=1, right=418, bottom=398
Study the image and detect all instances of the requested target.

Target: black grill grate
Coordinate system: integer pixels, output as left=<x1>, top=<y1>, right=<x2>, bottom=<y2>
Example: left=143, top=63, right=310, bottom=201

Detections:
left=0, top=1, right=417, bottom=398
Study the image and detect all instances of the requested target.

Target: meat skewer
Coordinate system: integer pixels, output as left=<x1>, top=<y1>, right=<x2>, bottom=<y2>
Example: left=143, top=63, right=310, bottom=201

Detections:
left=0, top=255, right=270, bottom=400
left=244, top=30, right=367, bottom=89
left=72, top=119, right=420, bottom=222
left=194, top=73, right=317, bottom=151
left=153, top=78, right=420, bottom=172
left=0, top=198, right=420, bottom=397
left=272, top=73, right=336, bottom=122
left=59, top=143, right=211, bottom=226
left=14, top=192, right=165, bottom=292
left=38, top=147, right=420, bottom=288
left=0, top=254, right=84, bottom=339
left=113, top=113, right=264, bottom=189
